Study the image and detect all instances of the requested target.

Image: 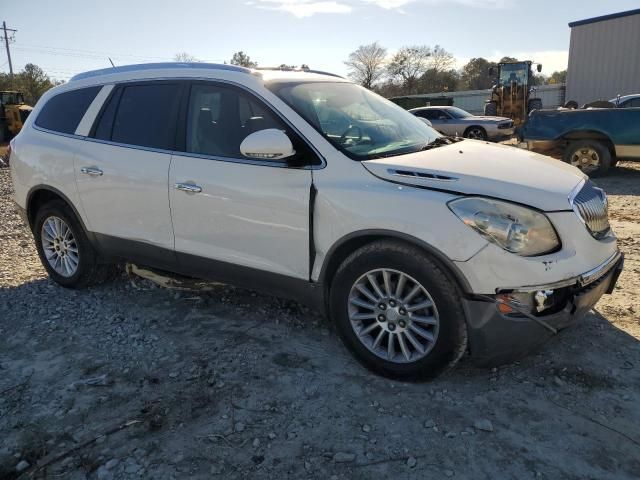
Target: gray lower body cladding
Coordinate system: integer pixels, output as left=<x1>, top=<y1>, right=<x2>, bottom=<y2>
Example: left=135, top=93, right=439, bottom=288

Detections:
left=463, top=256, right=623, bottom=366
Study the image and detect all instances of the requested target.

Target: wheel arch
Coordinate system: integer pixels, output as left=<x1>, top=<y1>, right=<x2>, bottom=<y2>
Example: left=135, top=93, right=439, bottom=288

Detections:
left=26, top=185, right=93, bottom=240
left=560, top=130, right=616, bottom=158
left=319, top=230, right=472, bottom=307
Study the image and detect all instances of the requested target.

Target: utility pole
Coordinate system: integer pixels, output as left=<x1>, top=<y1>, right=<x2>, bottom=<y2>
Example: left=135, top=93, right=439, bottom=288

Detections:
left=2, top=21, right=16, bottom=76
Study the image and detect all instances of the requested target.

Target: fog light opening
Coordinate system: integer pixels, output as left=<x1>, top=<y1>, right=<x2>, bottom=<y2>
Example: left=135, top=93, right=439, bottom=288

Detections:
left=496, top=293, right=532, bottom=315
left=534, top=290, right=554, bottom=313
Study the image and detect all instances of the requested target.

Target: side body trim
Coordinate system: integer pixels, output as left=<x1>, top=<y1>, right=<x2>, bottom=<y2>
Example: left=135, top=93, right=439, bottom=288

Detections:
left=93, top=233, right=324, bottom=312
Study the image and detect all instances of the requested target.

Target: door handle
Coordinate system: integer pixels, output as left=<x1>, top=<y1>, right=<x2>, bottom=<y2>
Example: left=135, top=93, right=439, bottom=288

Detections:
left=174, top=182, right=202, bottom=193
left=80, top=167, right=103, bottom=176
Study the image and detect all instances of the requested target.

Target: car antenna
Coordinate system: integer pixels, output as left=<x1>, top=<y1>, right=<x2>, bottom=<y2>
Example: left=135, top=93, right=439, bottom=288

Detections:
left=108, top=57, right=116, bottom=68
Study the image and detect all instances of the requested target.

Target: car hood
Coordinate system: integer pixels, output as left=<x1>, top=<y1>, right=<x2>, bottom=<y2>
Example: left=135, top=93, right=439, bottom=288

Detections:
left=361, top=140, right=585, bottom=211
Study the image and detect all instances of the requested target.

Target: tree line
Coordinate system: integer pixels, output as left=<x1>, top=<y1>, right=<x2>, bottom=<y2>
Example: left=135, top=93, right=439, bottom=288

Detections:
left=345, top=42, right=566, bottom=97
left=0, top=64, right=62, bottom=105
left=0, top=48, right=568, bottom=107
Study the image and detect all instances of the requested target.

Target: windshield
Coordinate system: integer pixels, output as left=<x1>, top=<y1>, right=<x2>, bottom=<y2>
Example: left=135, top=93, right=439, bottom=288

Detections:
left=0, top=92, right=23, bottom=105
left=267, top=82, right=441, bottom=160
left=446, top=107, right=472, bottom=119
left=499, top=63, right=528, bottom=86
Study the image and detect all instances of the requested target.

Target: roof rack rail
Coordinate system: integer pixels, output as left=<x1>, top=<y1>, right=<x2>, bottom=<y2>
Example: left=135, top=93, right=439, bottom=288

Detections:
left=254, top=66, right=344, bottom=79
left=70, top=62, right=253, bottom=82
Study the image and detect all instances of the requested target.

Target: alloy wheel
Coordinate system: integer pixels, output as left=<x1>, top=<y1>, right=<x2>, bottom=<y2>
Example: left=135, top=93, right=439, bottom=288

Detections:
left=466, top=128, right=485, bottom=140
left=41, top=216, right=79, bottom=277
left=570, top=147, right=600, bottom=174
left=347, top=268, right=440, bottom=363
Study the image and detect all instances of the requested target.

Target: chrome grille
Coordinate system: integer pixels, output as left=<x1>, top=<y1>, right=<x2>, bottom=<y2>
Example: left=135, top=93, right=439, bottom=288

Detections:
left=571, top=180, right=610, bottom=239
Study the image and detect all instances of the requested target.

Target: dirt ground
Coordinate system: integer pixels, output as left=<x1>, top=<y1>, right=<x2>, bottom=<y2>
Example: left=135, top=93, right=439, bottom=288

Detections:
left=1, top=150, right=639, bottom=480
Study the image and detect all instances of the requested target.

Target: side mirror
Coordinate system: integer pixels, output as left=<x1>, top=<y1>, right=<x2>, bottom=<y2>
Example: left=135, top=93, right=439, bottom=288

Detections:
left=240, top=129, right=296, bottom=161
left=439, top=116, right=448, bottom=120
left=489, top=67, right=495, bottom=77
left=537, top=64, right=542, bottom=73
left=417, top=117, right=432, bottom=127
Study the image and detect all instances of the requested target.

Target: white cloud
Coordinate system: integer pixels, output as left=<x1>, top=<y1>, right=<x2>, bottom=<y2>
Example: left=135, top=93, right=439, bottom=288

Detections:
left=252, top=0, right=510, bottom=17
left=254, top=0, right=352, bottom=18
left=362, top=0, right=512, bottom=9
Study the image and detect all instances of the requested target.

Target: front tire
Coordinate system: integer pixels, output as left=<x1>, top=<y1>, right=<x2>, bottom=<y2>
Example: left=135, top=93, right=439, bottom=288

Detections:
left=330, top=240, right=467, bottom=380
left=464, top=126, right=487, bottom=140
left=34, top=200, right=114, bottom=288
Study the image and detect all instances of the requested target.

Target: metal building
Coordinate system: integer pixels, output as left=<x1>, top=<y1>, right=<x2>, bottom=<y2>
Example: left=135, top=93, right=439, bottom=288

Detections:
left=566, top=8, right=640, bottom=106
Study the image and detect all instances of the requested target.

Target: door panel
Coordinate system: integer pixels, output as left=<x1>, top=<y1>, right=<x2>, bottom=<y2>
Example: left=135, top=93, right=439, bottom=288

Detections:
left=75, top=141, right=174, bottom=251
left=169, top=156, right=311, bottom=278
left=74, top=81, right=183, bottom=258
left=168, top=81, right=312, bottom=279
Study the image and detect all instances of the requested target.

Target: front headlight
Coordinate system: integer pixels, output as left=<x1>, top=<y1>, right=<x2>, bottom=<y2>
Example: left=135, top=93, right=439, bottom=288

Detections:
left=448, top=197, right=560, bottom=256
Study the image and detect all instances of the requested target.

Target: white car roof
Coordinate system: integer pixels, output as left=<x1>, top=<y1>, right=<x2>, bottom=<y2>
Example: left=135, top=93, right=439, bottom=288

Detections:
left=65, top=62, right=346, bottom=88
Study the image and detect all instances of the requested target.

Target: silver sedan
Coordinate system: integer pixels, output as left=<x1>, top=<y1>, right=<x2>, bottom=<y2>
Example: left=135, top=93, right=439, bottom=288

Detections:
left=410, top=106, right=515, bottom=141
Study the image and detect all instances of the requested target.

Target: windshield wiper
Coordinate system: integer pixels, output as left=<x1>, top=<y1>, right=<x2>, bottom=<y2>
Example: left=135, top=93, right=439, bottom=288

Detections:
left=419, top=135, right=464, bottom=151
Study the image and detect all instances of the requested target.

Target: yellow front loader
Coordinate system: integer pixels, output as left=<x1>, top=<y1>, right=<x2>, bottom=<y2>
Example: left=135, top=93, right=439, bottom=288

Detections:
left=0, top=91, right=33, bottom=142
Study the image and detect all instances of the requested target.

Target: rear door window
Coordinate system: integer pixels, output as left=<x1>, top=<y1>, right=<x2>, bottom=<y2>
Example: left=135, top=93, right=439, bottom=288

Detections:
left=93, top=82, right=182, bottom=150
left=35, top=86, right=102, bottom=135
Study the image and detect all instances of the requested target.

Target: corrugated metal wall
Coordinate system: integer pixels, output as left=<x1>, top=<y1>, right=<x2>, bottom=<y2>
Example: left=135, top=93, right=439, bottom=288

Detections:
left=566, top=13, right=640, bottom=106
left=428, top=84, right=566, bottom=115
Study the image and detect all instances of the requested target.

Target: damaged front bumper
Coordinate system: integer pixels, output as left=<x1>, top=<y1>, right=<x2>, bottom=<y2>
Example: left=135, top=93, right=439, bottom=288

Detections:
left=463, top=251, right=624, bottom=366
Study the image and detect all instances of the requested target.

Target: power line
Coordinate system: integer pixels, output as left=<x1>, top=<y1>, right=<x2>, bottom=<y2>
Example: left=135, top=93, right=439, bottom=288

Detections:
left=1, top=21, right=16, bottom=75
left=13, top=45, right=171, bottom=62
left=14, top=42, right=171, bottom=61
left=12, top=42, right=226, bottom=65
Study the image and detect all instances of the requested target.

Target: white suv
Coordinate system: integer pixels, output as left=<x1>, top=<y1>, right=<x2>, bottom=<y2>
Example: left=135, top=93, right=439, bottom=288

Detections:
left=9, top=63, right=623, bottom=379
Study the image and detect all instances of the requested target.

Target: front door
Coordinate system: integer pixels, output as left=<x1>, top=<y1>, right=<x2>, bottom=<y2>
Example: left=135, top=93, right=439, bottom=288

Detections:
left=169, top=82, right=313, bottom=281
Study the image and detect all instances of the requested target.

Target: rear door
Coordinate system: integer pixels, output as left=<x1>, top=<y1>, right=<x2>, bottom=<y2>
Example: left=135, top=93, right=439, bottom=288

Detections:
left=74, top=81, right=183, bottom=264
left=169, top=81, right=314, bottom=281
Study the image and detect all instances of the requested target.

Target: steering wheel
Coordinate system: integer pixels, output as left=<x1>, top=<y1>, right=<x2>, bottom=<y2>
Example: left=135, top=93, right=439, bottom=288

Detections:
left=339, top=125, right=363, bottom=146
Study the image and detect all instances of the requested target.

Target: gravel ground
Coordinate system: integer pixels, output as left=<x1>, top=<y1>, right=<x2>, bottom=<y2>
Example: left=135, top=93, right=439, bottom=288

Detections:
left=1, top=158, right=639, bottom=480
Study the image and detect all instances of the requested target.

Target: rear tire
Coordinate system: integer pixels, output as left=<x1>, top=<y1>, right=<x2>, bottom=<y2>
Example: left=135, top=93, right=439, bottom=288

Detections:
left=34, top=200, right=115, bottom=288
left=329, top=240, right=467, bottom=380
left=484, top=102, right=497, bottom=116
left=563, top=140, right=611, bottom=177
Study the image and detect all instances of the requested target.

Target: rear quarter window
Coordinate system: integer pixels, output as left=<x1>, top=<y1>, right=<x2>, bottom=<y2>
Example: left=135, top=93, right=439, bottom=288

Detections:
left=35, top=86, right=102, bottom=135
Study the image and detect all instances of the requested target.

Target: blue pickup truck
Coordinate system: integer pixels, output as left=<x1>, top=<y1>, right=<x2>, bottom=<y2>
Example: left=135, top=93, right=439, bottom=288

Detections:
left=521, top=107, right=640, bottom=176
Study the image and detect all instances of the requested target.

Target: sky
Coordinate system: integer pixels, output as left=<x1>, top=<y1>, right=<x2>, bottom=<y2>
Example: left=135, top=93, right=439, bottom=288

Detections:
left=2, top=0, right=639, bottom=81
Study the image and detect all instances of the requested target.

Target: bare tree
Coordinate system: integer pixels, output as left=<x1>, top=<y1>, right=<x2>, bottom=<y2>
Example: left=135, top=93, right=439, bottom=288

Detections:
left=230, top=51, right=258, bottom=68
left=173, top=52, right=200, bottom=62
left=344, top=42, right=388, bottom=89
left=386, top=46, right=431, bottom=94
left=429, top=45, right=455, bottom=73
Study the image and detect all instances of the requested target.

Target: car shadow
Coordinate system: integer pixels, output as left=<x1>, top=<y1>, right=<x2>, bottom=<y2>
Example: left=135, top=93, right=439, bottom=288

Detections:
left=1, top=276, right=639, bottom=478
left=593, top=161, right=640, bottom=195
